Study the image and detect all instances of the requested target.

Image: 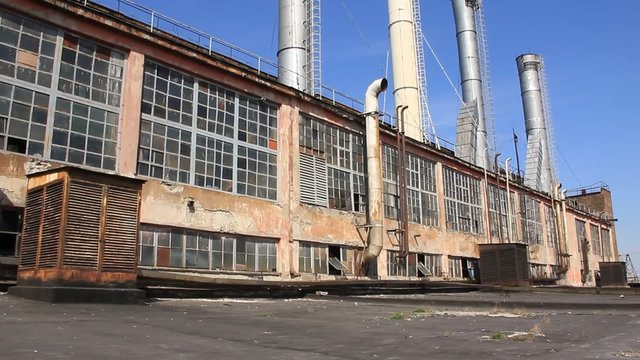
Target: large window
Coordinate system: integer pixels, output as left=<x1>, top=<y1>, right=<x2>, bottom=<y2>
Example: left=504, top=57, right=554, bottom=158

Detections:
left=590, top=224, right=601, bottom=256
left=487, top=185, right=517, bottom=241
left=406, top=153, right=438, bottom=226
left=0, top=207, right=22, bottom=257
left=448, top=256, right=463, bottom=279
left=298, top=241, right=356, bottom=275
left=0, top=11, right=56, bottom=87
left=382, top=145, right=438, bottom=225
left=601, top=228, right=611, bottom=259
left=139, top=226, right=277, bottom=272
left=443, top=167, right=483, bottom=234
left=57, top=34, right=124, bottom=107
left=520, top=195, right=543, bottom=245
left=387, top=251, right=442, bottom=277
left=0, top=11, right=124, bottom=171
left=575, top=220, right=587, bottom=255
left=137, top=60, right=278, bottom=200
left=382, top=144, right=399, bottom=219
left=298, top=115, right=366, bottom=211
left=544, top=205, right=558, bottom=248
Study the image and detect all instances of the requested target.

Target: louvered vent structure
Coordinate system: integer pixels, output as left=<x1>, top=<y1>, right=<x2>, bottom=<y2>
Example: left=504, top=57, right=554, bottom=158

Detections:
left=478, top=243, right=530, bottom=287
left=598, top=262, right=627, bottom=286
left=11, top=167, right=145, bottom=303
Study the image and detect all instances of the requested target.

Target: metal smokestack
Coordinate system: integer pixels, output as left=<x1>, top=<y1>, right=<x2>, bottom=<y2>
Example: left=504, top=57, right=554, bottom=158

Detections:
left=516, top=53, right=555, bottom=194
left=278, top=0, right=307, bottom=91
left=452, top=0, right=489, bottom=169
left=388, top=0, right=423, bottom=141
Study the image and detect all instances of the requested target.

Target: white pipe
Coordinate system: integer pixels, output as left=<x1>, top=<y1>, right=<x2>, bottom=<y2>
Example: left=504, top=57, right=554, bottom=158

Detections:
left=560, top=189, right=570, bottom=263
left=363, top=78, right=388, bottom=263
left=505, top=157, right=513, bottom=242
left=278, top=0, right=307, bottom=91
left=482, top=146, right=491, bottom=243
left=388, top=0, right=423, bottom=141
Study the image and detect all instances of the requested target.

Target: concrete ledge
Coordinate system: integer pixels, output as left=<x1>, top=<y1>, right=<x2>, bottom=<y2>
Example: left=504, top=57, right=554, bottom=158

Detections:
left=8, top=286, right=145, bottom=304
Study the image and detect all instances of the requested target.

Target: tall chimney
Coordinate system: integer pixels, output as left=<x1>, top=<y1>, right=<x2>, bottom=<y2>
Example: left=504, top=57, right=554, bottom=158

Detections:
left=278, top=0, right=307, bottom=91
left=516, top=53, right=555, bottom=194
left=451, top=0, right=489, bottom=169
left=388, top=0, right=423, bottom=141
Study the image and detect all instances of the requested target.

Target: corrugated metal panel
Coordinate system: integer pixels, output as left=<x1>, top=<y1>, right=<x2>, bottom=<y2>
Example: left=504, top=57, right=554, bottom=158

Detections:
left=64, top=180, right=103, bottom=269
left=20, top=188, right=43, bottom=269
left=38, top=181, right=64, bottom=269
left=299, top=153, right=328, bottom=207
left=102, top=186, right=139, bottom=272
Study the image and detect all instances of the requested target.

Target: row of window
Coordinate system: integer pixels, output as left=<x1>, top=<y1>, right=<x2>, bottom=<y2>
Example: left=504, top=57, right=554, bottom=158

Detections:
left=298, top=242, right=357, bottom=275
left=387, top=251, right=442, bottom=277
left=576, top=220, right=612, bottom=259
left=139, top=226, right=277, bottom=272
left=0, top=10, right=280, bottom=202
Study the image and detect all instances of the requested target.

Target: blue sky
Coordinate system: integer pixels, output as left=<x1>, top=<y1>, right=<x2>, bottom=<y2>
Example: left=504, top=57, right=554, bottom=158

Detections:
left=103, top=0, right=639, bottom=262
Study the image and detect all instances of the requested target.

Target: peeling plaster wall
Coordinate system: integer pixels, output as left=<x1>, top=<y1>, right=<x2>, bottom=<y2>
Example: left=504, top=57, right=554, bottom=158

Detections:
left=140, top=181, right=288, bottom=237
left=0, top=153, right=54, bottom=207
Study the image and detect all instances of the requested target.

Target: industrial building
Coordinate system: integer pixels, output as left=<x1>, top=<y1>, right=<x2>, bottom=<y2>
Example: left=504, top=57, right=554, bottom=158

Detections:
left=0, top=0, right=622, bottom=296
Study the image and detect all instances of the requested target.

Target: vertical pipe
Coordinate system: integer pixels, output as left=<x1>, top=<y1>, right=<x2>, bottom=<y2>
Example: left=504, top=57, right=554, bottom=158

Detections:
left=516, top=53, right=552, bottom=194
left=278, top=0, right=307, bottom=91
left=397, top=106, right=409, bottom=256
left=388, top=0, right=423, bottom=141
left=482, top=147, right=491, bottom=244
left=560, top=189, right=570, bottom=271
left=493, top=153, right=502, bottom=242
left=363, top=78, right=388, bottom=266
left=505, top=157, right=513, bottom=242
left=451, top=0, right=488, bottom=168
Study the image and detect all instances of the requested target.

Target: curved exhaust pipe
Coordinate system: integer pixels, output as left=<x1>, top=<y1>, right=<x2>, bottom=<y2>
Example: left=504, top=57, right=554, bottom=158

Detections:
left=363, top=78, right=388, bottom=267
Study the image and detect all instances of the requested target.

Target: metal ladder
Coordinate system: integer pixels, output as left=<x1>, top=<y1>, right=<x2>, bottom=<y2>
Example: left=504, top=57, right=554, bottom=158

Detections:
left=411, top=0, right=439, bottom=148
left=304, top=0, right=322, bottom=96
left=474, top=0, right=496, bottom=159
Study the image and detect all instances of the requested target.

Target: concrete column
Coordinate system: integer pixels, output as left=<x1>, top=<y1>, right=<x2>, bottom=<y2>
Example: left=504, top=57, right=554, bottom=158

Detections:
left=118, top=50, right=144, bottom=177
left=276, top=104, right=298, bottom=277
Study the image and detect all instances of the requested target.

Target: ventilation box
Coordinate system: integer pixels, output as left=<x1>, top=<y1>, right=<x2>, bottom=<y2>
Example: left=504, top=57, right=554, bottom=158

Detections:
left=598, top=262, right=627, bottom=286
left=479, top=243, right=530, bottom=287
left=9, top=167, right=145, bottom=303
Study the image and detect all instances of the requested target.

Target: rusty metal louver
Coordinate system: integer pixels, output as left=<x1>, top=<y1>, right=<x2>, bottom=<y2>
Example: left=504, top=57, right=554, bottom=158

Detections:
left=38, top=181, right=64, bottom=269
left=102, top=186, right=139, bottom=271
left=64, top=180, right=103, bottom=269
left=479, top=243, right=530, bottom=286
left=19, top=187, right=43, bottom=269
left=16, top=167, right=145, bottom=292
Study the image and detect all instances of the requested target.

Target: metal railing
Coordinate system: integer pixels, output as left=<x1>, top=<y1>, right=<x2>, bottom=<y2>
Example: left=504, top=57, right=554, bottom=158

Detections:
left=79, top=0, right=368, bottom=112
left=77, top=0, right=453, bottom=152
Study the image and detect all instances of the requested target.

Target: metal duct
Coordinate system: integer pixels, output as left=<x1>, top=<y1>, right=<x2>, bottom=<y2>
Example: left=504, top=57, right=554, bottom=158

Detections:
left=452, top=0, right=488, bottom=169
left=278, top=0, right=307, bottom=91
left=363, top=78, right=388, bottom=266
left=516, top=53, right=553, bottom=194
left=388, top=0, right=423, bottom=141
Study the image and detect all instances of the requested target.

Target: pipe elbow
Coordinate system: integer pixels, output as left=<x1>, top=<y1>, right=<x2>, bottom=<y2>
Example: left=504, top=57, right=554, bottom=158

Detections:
left=365, top=78, right=388, bottom=112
